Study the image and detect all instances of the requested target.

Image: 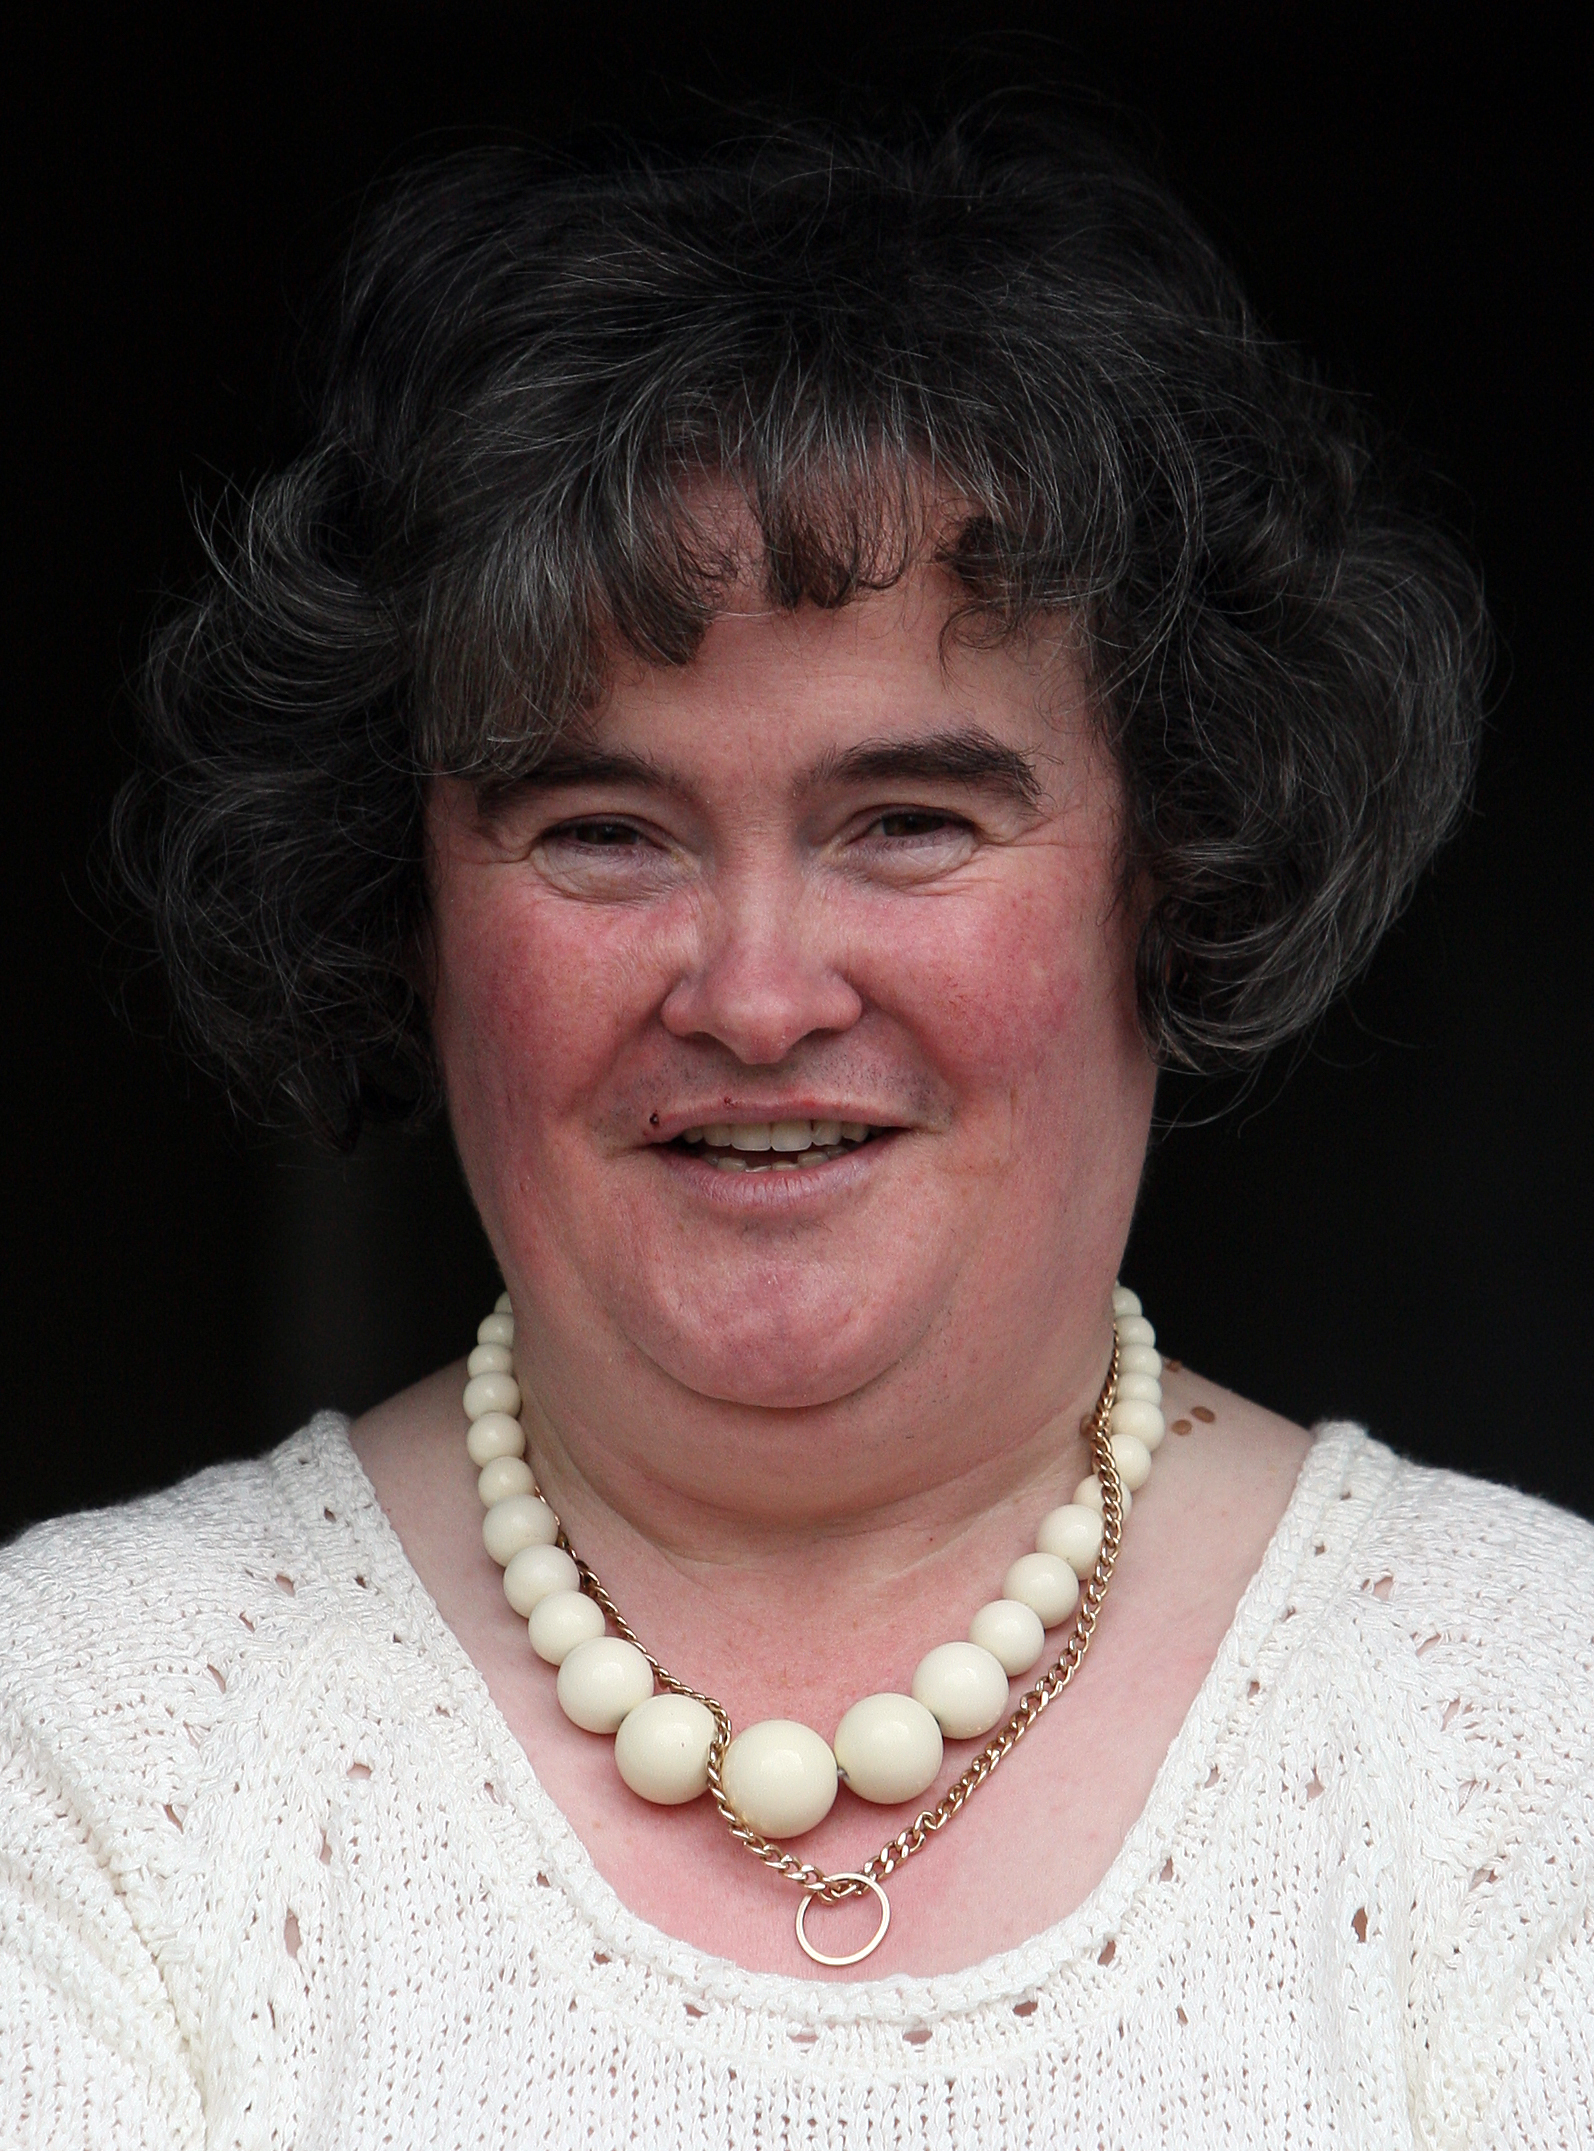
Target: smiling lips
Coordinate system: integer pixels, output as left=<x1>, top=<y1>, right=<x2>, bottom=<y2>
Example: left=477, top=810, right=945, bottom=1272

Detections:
left=670, top=1119, right=886, bottom=1173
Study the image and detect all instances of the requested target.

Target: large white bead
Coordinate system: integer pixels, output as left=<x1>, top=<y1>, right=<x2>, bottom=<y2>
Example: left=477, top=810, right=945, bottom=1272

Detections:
left=528, top=1587, right=605, bottom=1664
left=1036, top=1502, right=1104, bottom=1576
left=1115, top=1313, right=1156, bottom=1350
left=1073, top=1473, right=1132, bottom=1519
left=556, top=1637, right=653, bottom=1734
left=463, top=1371, right=521, bottom=1421
left=1003, top=1552, right=1080, bottom=1627
left=1111, top=1285, right=1142, bottom=1317
left=614, top=1693, right=717, bottom=1804
left=1110, top=1397, right=1166, bottom=1453
left=1119, top=1343, right=1162, bottom=1379
left=503, top=1541, right=580, bottom=1615
left=466, top=1411, right=526, bottom=1466
left=832, top=1693, right=944, bottom=1804
left=481, top=1493, right=560, bottom=1566
left=467, top=1342, right=514, bottom=1377
left=494, top=1291, right=513, bottom=1314
left=478, top=1311, right=515, bottom=1346
left=911, top=1642, right=1010, bottom=1740
left=720, top=1720, right=838, bottom=1838
left=1109, top=1431, right=1153, bottom=1492
left=968, top=1597, right=1046, bottom=1675
left=1116, top=1371, right=1163, bottom=1406
left=477, top=1455, right=536, bottom=1506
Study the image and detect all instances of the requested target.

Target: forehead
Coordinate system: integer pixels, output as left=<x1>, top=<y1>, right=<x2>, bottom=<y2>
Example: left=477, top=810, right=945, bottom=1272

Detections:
left=588, top=568, right=1090, bottom=774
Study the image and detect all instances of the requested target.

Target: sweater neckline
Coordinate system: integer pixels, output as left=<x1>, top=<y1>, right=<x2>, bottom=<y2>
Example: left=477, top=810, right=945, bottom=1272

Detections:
left=290, top=1414, right=1384, bottom=2023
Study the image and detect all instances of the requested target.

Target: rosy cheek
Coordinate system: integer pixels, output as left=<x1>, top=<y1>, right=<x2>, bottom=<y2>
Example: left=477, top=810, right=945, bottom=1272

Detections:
left=435, top=888, right=660, bottom=1159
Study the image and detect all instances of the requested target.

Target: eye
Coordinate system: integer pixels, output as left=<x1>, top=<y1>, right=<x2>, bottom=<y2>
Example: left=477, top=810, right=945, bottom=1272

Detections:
left=861, top=808, right=971, bottom=841
left=547, top=818, right=647, bottom=848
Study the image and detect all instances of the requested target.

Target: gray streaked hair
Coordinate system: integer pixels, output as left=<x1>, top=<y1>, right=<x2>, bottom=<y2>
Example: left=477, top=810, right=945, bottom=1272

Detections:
left=115, top=117, right=1489, bottom=1142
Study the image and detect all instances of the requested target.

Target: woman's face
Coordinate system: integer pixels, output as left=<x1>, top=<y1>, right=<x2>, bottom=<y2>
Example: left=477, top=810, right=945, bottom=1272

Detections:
left=427, top=569, right=1155, bottom=1419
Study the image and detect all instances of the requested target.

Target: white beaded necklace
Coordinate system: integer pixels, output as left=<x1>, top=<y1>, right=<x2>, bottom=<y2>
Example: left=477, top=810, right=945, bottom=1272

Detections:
left=464, top=1285, right=1163, bottom=1966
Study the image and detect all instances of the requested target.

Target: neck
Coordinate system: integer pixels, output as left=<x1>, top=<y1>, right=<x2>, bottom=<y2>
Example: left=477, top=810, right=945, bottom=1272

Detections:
left=506, top=1309, right=1115, bottom=1728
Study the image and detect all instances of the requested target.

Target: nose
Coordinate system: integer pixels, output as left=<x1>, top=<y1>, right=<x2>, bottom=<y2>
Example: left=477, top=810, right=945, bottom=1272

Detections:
left=660, top=875, right=864, bottom=1065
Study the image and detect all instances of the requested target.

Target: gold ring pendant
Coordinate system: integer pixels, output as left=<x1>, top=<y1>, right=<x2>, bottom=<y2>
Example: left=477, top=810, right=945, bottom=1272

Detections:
left=794, top=1873, right=892, bottom=1967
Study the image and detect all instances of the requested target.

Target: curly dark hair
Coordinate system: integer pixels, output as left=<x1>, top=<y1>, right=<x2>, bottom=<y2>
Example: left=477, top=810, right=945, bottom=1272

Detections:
left=115, top=117, right=1489, bottom=1144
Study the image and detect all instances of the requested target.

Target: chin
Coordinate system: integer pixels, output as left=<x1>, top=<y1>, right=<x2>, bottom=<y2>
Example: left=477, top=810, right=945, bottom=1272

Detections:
left=624, top=1297, right=916, bottom=1413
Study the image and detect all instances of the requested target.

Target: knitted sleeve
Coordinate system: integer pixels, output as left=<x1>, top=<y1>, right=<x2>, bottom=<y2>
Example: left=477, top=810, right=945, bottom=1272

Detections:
left=1469, top=1771, right=1594, bottom=2150
left=0, top=1705, right=204, bottom=2149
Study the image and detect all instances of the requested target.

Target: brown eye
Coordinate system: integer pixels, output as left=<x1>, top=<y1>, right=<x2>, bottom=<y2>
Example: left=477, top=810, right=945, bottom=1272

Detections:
left=869, top=810, right=963, bottom=839
left=556, top=819, right=643, bottom=847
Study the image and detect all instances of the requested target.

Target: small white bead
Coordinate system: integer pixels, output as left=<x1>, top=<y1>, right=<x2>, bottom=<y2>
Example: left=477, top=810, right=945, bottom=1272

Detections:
left=1110, top=1397, right=1167, bottom=1453
left=1118, top=1343, right=1162, bottom=1379
left=1003, top=1552, right=1080, bottom=1628
left=1116, top=1370, right=1163, bottom=1405
left=1109, top=1431, right=1153, bottom=1492
left=720, top=1720, right=838, bottom=1837
left=528, top=1587, right=605, bottom=1665
left=614, top=1693, right=717, bottom=1805
left=1111, top=1284, right=1142, bottom=1317
left=1035, top=1502, right=1104, bottom=1576
left=832, top=1692, right=943, bottom=1804
left=911, top=1641, right=1010, bottom=1740
left=503, top=1541, right=579, bottom=1615
left=465, top=1411, right=526, bottom=1466
left=494, top=1291, right=513, bottom=1314
left=1115, top=1313, right=1156, bottom=1349
left=478, top=1312, right=515, bottom=1347
left=556, top=1637, right=653, bottom=1734
left=467, top=1342, right=514, bottom=1377
left=463, top=1371, right=521, bottom=1421
left=968, top=1597, right=1046, bottom=1675
left=477, top=1455, right=535, bottom=1506
left=481, top=1493, right=560, bottom=1566
left=1073, top=1474, right=1132, bottom=1519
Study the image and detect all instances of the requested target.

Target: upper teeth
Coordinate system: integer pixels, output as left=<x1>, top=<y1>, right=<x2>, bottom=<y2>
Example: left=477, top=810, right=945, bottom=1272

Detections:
left=680, top=1120, right=873, bottom=1151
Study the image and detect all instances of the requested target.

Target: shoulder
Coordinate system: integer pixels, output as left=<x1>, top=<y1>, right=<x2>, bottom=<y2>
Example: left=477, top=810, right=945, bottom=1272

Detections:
left=1341, top=1428, right=1594, bottom=1649
left=0, top=1418, right=363, bottom=1782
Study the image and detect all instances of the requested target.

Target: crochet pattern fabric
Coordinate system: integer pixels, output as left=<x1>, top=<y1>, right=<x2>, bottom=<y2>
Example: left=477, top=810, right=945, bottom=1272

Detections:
left=3, top=1419, right=1591, bottom=2148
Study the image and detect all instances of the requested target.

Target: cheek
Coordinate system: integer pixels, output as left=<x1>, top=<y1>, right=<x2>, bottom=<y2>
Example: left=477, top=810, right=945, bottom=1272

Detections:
left=431, top=888, right=656, bottom=1172
left=881, top=865, right=1137, bottom=1104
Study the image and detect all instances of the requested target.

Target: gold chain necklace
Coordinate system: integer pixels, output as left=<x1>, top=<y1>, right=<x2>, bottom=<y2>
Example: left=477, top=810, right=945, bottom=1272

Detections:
left=465, top=1300, right=1154, bottom=1966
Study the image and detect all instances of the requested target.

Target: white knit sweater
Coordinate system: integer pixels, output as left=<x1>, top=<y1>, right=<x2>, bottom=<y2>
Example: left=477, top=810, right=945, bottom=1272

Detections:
left=2, top=1418, right=1591, bottom=2149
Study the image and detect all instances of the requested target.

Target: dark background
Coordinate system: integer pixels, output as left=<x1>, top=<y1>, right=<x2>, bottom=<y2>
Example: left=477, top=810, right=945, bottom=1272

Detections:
left=5, top=5, right=1589, bottom=1541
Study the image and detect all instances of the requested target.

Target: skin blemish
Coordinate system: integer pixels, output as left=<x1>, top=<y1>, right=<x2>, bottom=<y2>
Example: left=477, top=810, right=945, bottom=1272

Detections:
left=1171, top=1417, right=1193, bottom=1435
left=1351, top=1908, right=1368, bottom=1943
left=1190, top=1406, right=1216, bottom=1424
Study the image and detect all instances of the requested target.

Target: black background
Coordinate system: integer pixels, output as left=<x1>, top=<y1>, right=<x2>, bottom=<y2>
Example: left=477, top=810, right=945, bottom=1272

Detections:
left=5, top=5, right=1589, bottom=1541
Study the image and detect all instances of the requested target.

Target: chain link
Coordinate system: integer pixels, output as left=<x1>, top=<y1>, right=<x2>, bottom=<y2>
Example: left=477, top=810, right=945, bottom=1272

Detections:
left=545, top=1335, right=1124, bottom=1913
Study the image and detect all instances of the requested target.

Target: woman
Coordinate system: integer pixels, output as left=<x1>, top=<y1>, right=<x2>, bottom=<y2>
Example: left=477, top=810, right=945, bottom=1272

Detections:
left=4, top=121, right=1589, bottom=2145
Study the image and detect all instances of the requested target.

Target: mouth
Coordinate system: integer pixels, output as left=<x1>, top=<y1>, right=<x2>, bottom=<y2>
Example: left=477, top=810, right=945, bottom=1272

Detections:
left=664, top=1118, right=894, bottom=1173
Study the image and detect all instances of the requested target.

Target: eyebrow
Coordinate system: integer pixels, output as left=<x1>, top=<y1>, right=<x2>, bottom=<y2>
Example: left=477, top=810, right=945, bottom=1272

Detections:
left=800, top=729, right=1044, bottom=809
left=490, top=726, right=1043, bottom=811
